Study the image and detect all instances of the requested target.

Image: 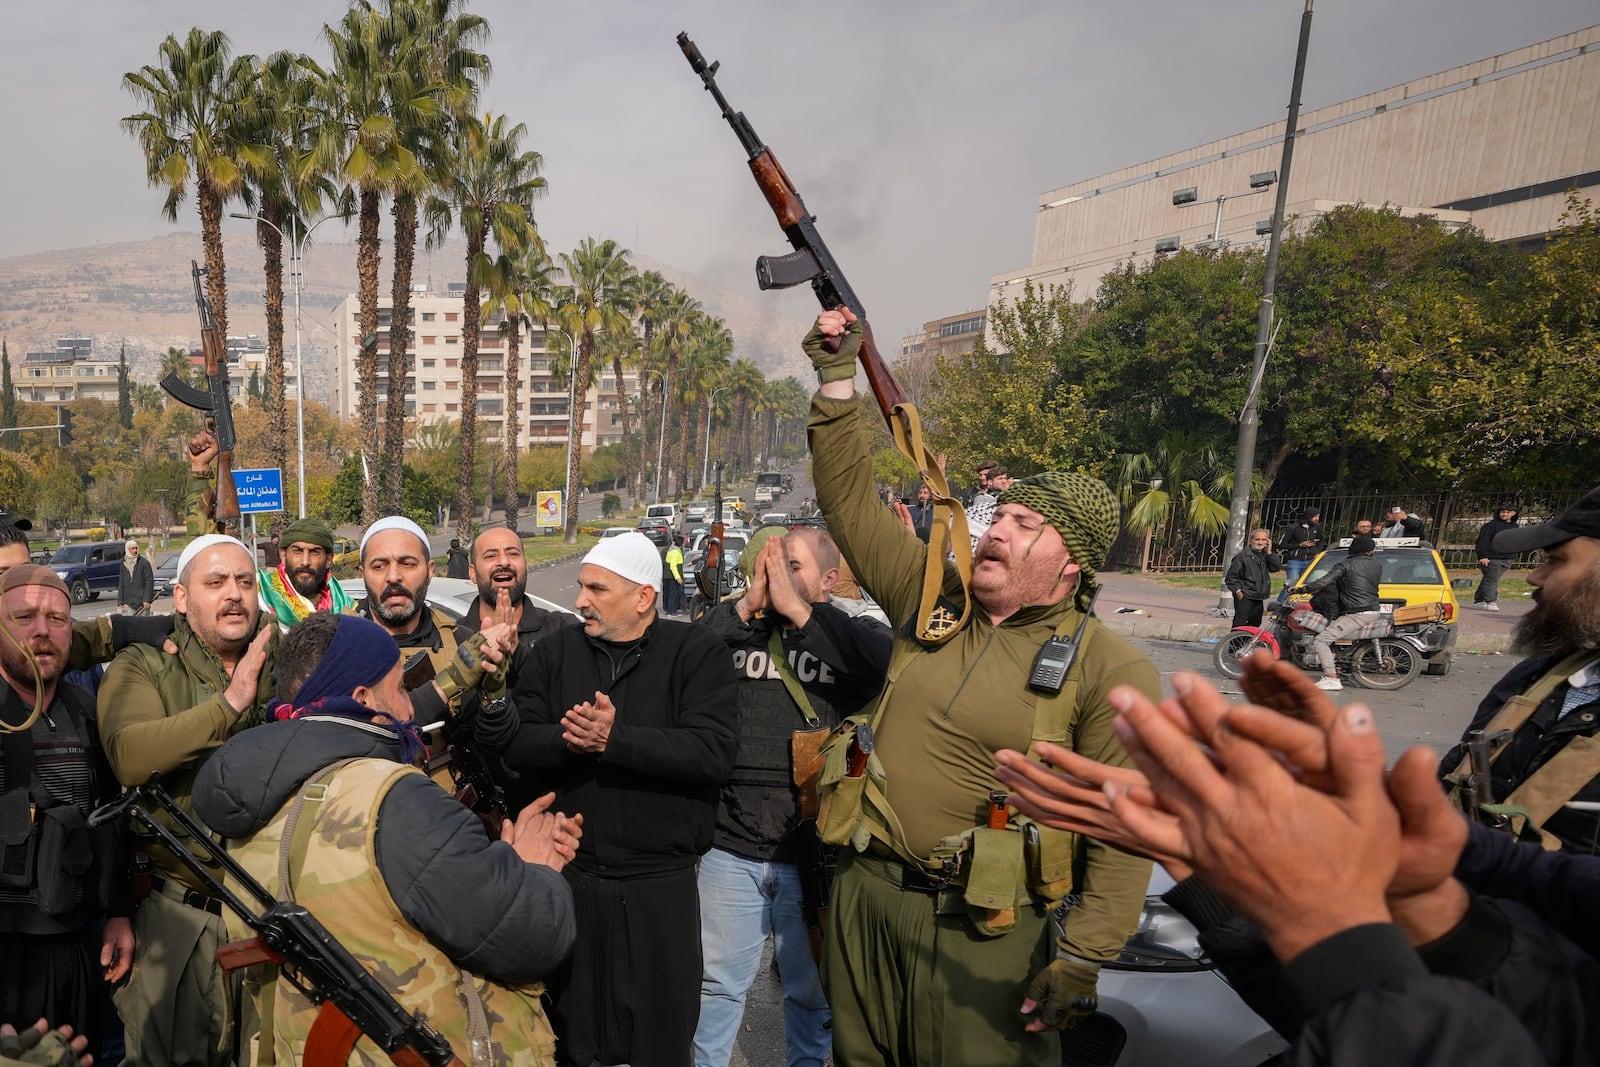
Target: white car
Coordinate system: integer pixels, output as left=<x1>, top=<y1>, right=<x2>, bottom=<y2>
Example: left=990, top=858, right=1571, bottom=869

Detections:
left=338, top=576, right=577, bottom=622
left=1061, top=868, right=1287, bottom=1067
left=599, top=527, right=636, bottom=539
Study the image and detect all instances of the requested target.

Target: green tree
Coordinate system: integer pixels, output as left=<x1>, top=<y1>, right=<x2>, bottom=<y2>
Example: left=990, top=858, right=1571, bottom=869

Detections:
left=553, top=238, right=633, bottom=541
left=651, top=287, right=700, bottom=496
left=675, top=313, right=731, bottom=495
left=425, top=111, right=545, bottom=538
left=246, top=367, right=263, bottom=402
left=123, top=28, right=266, bottom=363
left=1, top=340, right=14, bottom=448
left=0, top=453, right=36, bottom=516
left=925, top=279, right=1102, bottom=477
left=117, top=342, right=134, bottom=429
left=307, top=4, right=434, bottom=524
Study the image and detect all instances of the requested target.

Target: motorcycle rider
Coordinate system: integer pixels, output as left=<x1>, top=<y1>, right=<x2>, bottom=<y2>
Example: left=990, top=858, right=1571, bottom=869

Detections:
left=1300, top=535, right=1384, bottom=691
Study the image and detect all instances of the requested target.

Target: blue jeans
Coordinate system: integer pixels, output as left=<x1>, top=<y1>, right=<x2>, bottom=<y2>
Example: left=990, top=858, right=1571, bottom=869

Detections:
left=1277, top=559, right=1309, bottom=601
left=693, top=847, right=830, bottom=1067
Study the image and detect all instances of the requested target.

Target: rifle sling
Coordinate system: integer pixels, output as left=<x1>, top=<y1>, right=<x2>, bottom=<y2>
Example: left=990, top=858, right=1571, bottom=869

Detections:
left=767, top=627, right=820, bottom=727
left=887, top=402, right=973, bottom=646
left=1445, top=650, right=1597, bottom=781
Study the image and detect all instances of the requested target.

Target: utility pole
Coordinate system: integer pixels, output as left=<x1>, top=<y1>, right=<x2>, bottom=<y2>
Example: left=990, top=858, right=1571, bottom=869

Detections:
left=1216, top=0, right=1315, bottom=615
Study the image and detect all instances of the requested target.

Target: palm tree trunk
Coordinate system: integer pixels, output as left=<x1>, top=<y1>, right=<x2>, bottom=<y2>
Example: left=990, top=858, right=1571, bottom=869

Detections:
left=257, top=206, right=289, bottom=532
left=503, top=320, right=522, bottom=530
left=386, top=193, right=418, bottom=515
left=563, top=331, right=595, bottom=544
left=456, top=223, right=486, bottom=543
left=197, top=177, right=238, bottom=536
left=356, top=185, right=383, bottom=527
left=612, top=353, right=633, bottom=504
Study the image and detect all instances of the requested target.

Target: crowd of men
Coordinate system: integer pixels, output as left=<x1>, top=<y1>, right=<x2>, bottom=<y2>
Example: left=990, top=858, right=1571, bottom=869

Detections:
left=1, top=308, right=1598, bottom=1067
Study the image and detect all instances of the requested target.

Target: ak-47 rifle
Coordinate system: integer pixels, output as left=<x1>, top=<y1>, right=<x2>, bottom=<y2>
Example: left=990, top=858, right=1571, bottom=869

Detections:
left=162, top=261, right=239, bottom=533
left=1454, top=728, right=1513, bottom=829
left=90, top=777, right=463, bottom=1067
left=678, top=33, right=973, bottom=644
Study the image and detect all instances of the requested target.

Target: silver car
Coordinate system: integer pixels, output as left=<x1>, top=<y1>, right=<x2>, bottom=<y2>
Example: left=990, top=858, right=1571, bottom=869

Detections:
left=1062, top=868, right=1287, bottom=1066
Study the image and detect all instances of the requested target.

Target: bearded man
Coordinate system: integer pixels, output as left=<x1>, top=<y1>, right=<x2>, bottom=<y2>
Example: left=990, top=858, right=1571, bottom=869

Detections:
left=257, top=517, right=354, bottom=627
left=455, top=527, right=572, bottom=658
left=98, top=535, right=276, bottom=1067
left=801, top=307, right=1158, bottom=1067
left=1439, top=485, right=1600, bottom=852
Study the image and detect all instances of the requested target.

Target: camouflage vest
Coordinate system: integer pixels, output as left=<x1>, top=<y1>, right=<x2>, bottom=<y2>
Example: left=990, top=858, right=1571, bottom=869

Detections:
left=226, top=757, right=556, bottom=1067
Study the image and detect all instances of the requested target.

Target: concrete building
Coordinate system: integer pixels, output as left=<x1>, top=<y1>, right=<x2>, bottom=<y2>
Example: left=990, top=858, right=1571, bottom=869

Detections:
left=18, top=336, right=122, bottom=405
left=326, top=287, right=636, bottom=450
left=990, top=24, right=1600, bottom=306
left=898, top=310, right=988, bottom=364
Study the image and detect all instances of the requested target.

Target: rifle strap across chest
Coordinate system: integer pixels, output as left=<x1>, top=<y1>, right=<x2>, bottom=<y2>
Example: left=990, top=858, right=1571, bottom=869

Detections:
left=886, top=402, right=973, bottom=646
left=1445, top=650, right=1598, bottom=781
left=768, top=627, right=819, bottom=727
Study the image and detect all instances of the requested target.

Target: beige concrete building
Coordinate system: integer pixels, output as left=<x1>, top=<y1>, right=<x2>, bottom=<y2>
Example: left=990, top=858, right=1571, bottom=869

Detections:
left=990, top=24, right=1600, bottom=305
left=327, top=287, right=636, bottom=450
left=16, top=337, right=120, bottom=405
left=898, top=310, right=988, bottom=364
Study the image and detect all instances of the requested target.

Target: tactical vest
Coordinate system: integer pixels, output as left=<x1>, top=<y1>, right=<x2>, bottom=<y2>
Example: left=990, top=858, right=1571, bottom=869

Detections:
left=728, top=633, right=842, bottom=791
left=226, top=758, right=556, bottom=1067
left=1445, top=651, right=1600, bottom=849
left=816, top=611, right=1099, bottom=935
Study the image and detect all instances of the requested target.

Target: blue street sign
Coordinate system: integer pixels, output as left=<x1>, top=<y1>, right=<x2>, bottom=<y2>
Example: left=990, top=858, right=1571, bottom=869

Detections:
left=233, top=468, right=284, bottom=514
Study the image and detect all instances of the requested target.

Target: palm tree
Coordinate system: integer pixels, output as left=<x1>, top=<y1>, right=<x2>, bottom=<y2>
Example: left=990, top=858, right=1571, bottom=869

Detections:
left=724, top=358, right=765, bottom=474
left=628, top=271, right=673, bottom=501
left=381, top=0, right=490, bottom=514
left=483, top=245, right=556, bottom=530
left=676, top=314, right=732, bottom=493
left=651, top=287, right=699, bottom=495
left=554, top=238, right=634, bottom=542
left=1111, top=431, right=1234, bottom=571
left=122, top=27, right=265, bottom=407
left=307, top=4, right=435, bottom=524
left=425, top=111, right=545, bottom=542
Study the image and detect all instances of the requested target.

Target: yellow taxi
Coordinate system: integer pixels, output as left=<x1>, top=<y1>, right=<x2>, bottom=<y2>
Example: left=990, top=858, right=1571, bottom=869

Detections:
left=1289, top=537, right=1467, bottom=675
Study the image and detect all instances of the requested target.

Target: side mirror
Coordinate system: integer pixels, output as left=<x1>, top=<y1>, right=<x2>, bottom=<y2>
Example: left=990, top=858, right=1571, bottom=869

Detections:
left=1452, top=578, right=1474, bottom=589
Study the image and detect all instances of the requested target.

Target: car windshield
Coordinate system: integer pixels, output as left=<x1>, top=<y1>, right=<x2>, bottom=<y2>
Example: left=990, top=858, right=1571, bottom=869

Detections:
left=1303, top=548, right=1444, bottom=586
left=49, top=546, right=90, bottom=564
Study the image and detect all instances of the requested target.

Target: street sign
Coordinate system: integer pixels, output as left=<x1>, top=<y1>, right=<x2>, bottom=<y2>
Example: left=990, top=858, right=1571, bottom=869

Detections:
left=233, top=468, right=284, bottom=514
left=536, top=490, right=563, bottom=530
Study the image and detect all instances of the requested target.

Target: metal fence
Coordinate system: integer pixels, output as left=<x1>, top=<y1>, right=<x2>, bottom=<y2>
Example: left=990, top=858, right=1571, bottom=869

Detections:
left=1106, top=488, right=1589, bottom=573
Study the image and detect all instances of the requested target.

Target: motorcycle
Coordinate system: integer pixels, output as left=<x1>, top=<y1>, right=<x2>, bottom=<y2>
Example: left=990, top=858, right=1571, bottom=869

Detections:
left=1212, top=600, right=1430, bottom=690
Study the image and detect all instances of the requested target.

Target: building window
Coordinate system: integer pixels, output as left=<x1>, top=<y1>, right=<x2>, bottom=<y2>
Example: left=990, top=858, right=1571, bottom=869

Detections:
left=445, top=336, right=459, bottom=345
left=446, top=380, right=458, bottom=390
left=423, top=359, right=435, bottom=368
left=422, top=312, right=436, bottom=321
left=445, top=312, right=459, bottom=322
left=446, top=359, right=458, bottom=369
left=422, top=381, right=436, bottom=391
left=422, top=335, right=437, bottom=345
left=446, top=403, right=458, bottom=412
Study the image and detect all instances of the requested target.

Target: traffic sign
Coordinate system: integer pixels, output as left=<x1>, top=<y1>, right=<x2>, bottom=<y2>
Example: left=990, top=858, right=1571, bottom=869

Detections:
left=234, top=468, right=284, bottom=514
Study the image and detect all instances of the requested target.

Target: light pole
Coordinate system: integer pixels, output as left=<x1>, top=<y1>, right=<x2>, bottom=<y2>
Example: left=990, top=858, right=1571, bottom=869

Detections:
left=231, top=209, right=346, bottom=518
left=557, top=327, right=582, bottom=535
left=1215, top=0, right=1315, bottom=614
left=640, top=369, right=668, bottom=503
left=702, top=386, right=730, bottom=490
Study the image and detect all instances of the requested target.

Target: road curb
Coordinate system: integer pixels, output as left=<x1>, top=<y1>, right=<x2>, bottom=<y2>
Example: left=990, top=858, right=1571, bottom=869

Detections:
left=1102, top=617, right=1514, bottom=655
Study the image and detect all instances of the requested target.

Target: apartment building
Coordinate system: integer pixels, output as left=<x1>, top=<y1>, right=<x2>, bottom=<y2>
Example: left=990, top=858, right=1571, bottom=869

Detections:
left=327, top=287, right=637, bottom=449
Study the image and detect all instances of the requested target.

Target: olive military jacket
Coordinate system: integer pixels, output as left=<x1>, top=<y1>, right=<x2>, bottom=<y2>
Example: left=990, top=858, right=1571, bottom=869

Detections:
left=808, top=392, right=1160, bottom=963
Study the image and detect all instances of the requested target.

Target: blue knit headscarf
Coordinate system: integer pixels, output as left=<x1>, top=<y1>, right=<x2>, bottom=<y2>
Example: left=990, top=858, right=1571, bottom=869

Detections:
left=272, top=614, right=425, bottom=764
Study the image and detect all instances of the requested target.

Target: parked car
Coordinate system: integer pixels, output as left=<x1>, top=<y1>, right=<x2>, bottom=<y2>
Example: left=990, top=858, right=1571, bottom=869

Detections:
left=645, top=503, right=682, bottom=532
left=1288, top=536, right=1465, bottom=675
left=47, top=540, right=128, bottom=603
left=1062, top=868, right=1288, bottom=1066
left=338, top=576, right=577, bottom=622
left=599, top=527, right=636, bottom=539
left=151, top=550, right=181, bottom=600
left=637, top=516, right=673, bottom=548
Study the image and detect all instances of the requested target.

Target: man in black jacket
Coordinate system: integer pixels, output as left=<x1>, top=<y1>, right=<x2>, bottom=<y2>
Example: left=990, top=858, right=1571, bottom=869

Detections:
left=479, top=532, right=738, bottom=1067
left=693, top=526, right=891, bottom=1067
left=117, top=540, right=154, bottom=614
left=1382, top=506, right=1426, bottom=540
left=1300, top=535, right=1384, bottom=691
left=1224, top=529, right=1283, bottom=628
left=1275, top=508, right=1323, bottom=603
left=1472, top=503, right=1519, bottom=611
left=1438, top=485, right=1600, bottom=852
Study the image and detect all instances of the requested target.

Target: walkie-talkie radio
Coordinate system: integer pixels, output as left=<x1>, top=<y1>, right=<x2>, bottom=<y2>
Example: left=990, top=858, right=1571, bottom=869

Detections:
left=1028, top=591, right=1099, bottom=695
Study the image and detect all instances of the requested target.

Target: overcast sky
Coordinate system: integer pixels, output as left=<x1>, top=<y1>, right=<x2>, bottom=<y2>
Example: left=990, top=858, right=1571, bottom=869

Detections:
left=1, top=0, right=1593, bottom=340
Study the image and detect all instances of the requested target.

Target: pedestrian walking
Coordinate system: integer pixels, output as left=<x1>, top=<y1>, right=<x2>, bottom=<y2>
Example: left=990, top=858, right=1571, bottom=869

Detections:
left=1473, top=503, right=1519, bottom=610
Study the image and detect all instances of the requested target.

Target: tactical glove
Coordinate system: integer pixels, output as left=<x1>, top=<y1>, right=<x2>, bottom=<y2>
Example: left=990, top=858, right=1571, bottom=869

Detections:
left=0, top=1025, right=77, bottom=1067
left=801, top=317, right=862, bottom=383
left=1022, top=952, right=1101, bottom=1030
left=436, top=631, right=500, bottom=703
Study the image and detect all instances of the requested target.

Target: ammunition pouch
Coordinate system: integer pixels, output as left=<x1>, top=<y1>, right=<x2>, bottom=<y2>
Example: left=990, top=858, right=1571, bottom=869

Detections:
left=0, top=788, right=35, bottom=890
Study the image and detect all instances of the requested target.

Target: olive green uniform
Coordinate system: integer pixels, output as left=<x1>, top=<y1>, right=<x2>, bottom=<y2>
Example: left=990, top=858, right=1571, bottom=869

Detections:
left=98, top=615, right=274, bottom=1067
left=808, top=393, right=1159, bottom=1066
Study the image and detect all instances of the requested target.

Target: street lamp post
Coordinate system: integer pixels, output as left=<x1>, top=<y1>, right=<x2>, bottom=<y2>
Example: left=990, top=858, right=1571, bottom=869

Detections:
left=640, top=369, right=667, bottom=503
left=231, top=210, right=346, bottom=519
left=702, top=386, right=730, bottom=490
left=558, top=327, right=582, bottom=536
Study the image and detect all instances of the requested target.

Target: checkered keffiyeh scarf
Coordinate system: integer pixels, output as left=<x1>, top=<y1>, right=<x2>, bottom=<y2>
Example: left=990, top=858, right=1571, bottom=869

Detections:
left=997, top=472, right=1120, bottom=610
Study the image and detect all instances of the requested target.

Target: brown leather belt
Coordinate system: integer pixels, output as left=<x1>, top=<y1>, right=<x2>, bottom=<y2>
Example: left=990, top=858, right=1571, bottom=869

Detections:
left=149, top=874, right=224, bottom=917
